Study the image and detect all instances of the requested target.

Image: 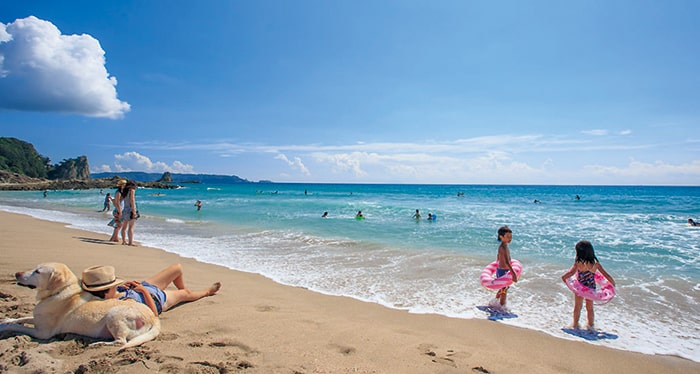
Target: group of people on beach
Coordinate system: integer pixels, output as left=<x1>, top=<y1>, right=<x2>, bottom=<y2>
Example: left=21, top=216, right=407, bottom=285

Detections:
left=493, top=225, right=615, bottom=330
left=105, top=179, right=139, bottom=246
left=94, top=181, right=223, bottom=321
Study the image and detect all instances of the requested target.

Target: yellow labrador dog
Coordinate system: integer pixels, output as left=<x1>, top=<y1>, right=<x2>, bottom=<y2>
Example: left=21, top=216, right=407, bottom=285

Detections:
left=0, top=262, right=160, bottom=349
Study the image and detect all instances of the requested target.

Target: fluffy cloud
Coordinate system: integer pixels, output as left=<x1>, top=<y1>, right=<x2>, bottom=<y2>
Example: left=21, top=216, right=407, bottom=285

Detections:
left=312, top=152, right=367, bottom=178
left=96, top=151, right=194, bottom=173
left=275, top=153, right=310, bottom=176
left=0, top=16, right=130, bottom=118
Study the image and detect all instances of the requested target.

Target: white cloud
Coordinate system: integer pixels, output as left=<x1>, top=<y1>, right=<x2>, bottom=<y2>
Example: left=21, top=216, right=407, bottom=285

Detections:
left=110, top=134, right=700, bottom=184
left=274, top=153, right=310, bottom=176
left=99, top=151, right=194, bottom=173
left=312, top=152, right=367, bottom=178
left=93, top=164, right=112, bottom=173
left=581, top=129, right=608, bottom=136
left=0, top=16, right=130, bottom=118
left=308, top=149, right=546, bottom=183
left=584, top=159, right=700, bottom=182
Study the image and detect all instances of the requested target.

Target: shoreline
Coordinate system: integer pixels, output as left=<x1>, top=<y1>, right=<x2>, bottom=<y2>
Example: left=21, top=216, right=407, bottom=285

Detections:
left=0, top=211, right=697, bottom=373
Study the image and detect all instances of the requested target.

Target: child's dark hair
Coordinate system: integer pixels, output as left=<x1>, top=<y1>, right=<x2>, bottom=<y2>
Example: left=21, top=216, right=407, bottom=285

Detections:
left=497, top=226, right=512, bottom=241
left=575, top=240, right=598, bottom=265
left=87, top=289, right=108, bottom=299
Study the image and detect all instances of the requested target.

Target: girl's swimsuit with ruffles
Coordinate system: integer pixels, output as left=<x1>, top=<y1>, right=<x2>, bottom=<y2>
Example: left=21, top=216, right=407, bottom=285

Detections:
left=577, top=270, right=596, bottom=289
left=118, top=281, right=166, bottom=314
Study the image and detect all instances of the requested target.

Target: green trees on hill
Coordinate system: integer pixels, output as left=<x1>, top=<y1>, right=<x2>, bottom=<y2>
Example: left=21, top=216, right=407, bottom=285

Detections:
left=0, top=137, right=51, bottom=178
left=0, top=137, right=91, bottom=180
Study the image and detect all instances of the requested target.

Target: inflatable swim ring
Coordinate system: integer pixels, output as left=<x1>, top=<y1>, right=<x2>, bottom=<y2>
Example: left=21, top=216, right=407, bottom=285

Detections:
left=564, top=271, right=616, bottom=304
left=480, top=259, right=523, bottom=290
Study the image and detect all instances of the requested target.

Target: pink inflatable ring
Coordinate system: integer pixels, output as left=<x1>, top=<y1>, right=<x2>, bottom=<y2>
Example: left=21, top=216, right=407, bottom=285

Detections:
left=564, top=271, right=616, bottom=304
left=480, top=259, right=523, bottom=290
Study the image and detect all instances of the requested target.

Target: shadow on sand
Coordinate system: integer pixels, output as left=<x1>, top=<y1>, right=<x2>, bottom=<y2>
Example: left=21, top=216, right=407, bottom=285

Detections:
left=75, top=237, right=117, bottom=245
left=476, top=305, right=518, bottom=321
left=561, top=328, right=618, bottom=341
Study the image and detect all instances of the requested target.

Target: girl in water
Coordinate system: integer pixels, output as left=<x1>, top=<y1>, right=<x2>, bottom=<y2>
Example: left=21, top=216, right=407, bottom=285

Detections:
left=561, top=240, right=615, bottom=330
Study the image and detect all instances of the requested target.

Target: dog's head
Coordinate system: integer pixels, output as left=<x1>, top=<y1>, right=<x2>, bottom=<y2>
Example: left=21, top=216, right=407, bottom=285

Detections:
left=15, top=263, right=79, bottom=300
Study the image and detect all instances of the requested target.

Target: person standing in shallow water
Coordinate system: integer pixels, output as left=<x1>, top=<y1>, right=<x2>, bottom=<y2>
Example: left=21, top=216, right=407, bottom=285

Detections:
left=195, top=200, right=202, bottom=211
left=494, top=226, right=518, bottom=309
left=412, top=209, right=421, bottom=220
left=561, top=240, right=615, bottom=330
left=101, top=193, right=111, bottom=212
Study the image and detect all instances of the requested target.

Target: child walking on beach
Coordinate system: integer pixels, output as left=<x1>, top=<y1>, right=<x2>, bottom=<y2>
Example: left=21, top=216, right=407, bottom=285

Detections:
left=494, top=225, right=518, bottom=308
left=561, top=240, right=615, bottom=330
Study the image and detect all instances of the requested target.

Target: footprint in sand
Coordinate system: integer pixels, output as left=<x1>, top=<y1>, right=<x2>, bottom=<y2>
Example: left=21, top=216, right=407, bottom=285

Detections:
left=328, top=343, right=356, bottom=355
left=255, top=304, right=279, bottom=312
left=418, top=344, right=458, bottom=368
left=157, top=332, right=179, bottom=341
left=189, top=360, right=254, bottom=371
left=208, top=340, right=258, bottom=355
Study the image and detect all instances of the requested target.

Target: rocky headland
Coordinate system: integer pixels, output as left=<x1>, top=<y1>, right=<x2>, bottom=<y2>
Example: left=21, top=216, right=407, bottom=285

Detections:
left=0, top=171, right=178, bottom=191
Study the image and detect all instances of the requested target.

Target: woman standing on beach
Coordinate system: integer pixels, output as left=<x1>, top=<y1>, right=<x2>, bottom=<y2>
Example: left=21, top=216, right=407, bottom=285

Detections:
left=108, top=180, right=127, bottom=242
left=119, top=180, right=139, bottom=246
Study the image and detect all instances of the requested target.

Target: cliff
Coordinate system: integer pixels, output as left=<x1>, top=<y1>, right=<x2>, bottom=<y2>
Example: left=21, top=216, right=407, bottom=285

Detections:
left=47, top=156, right=90, bottom=180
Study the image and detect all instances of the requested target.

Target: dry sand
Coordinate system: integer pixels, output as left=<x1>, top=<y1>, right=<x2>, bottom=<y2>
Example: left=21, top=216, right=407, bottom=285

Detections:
left=0, top=211, right=697, bottom=373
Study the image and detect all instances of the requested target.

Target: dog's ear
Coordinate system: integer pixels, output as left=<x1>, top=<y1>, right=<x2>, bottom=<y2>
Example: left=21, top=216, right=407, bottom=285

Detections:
left=46, top=265, right=65, bottom=291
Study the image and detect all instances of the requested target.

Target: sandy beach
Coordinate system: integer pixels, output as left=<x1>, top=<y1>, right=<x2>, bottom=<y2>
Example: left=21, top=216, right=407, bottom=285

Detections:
left=0, top=211, right=697, bottom=373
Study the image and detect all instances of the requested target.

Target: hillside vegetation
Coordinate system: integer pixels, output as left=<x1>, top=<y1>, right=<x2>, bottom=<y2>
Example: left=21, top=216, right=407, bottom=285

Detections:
left=0, top=137, right=51, bottom=178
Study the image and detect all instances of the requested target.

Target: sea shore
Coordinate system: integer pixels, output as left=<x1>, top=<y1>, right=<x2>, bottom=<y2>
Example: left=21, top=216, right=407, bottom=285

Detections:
left=0, top=211, right=697, bottom=373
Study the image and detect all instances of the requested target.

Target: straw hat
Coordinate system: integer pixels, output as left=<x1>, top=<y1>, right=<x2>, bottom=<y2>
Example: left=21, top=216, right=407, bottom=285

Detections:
left=116, top=179, right=127, bottom=187
left=81, top=265, right=125, bottom=291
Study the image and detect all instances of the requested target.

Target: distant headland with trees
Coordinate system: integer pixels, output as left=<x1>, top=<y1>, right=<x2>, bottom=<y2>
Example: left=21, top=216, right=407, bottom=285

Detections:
left=0, top=137, right=270, bottom=191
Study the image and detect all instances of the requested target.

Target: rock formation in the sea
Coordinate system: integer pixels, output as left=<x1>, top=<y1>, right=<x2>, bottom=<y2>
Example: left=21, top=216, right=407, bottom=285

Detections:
left=157, top=172, right=173, bottom=183
left=47, top=156, right=90, bottom=180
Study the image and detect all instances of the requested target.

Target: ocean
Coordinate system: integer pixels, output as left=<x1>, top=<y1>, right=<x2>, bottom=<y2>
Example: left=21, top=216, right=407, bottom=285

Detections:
left=1, top=183, right=698, bottom=362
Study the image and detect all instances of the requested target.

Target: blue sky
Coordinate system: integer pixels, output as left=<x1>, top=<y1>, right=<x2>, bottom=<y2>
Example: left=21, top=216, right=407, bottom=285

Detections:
left=1, top=1, right=698, bottom=185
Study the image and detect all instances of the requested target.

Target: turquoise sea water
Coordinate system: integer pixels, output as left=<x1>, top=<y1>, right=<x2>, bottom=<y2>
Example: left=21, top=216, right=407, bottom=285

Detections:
left=1, top=184, right=699, bottom=361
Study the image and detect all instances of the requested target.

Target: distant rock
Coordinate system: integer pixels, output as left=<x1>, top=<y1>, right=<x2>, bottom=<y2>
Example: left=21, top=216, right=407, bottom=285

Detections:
left=91, top=171, right=262, bottom=184
left=47, top=156, right=90, bottom=180
left=158, top=172, right=173, bottom=183
left=0, top=172, right=178, bottom=191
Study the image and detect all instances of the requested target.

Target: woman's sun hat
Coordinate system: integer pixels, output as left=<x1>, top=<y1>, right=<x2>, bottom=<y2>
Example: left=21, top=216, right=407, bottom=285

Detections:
left=116, top=179, right=127, bottom=187
left=81, top=265, right=125, bottom=291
